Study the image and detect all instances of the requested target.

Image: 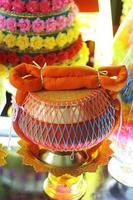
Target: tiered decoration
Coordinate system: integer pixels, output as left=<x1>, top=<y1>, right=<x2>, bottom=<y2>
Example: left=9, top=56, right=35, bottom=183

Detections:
left=0, top=0, right=89, bottom=68
left=9, top=63, right=127, bottom=199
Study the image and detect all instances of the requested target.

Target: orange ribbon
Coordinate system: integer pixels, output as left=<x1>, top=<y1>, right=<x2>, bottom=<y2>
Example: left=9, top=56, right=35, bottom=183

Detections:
left=9, top=63, right=127, bottom=105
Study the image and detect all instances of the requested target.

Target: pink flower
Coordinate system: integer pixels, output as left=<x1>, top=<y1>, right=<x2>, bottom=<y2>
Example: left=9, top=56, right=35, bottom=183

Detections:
left=6, top=18, right=17, bottom=32
left=11, top=0, right=25, bottom=12
left=67, top=12, right=75, bottom=27
left=39, top=0, right=51, bottom=14
left=56, top=16, right=67, bottom=30
left=26, top=0, right=39, bottom=14
left=1, top=0, right=11, bottom=10
left=71, top=3, right=79, bottom=13
left=0, top=16, right=6, bottom=29
left=0, top=0, right=3, bottom=6
left=45, top=18, right=56, bottom=33
left=62, top=0, right=72, bottom=6
left=32, top=18, right=45, bottom=33
left=18, top=19, right=31, bottom=32
left=52, top=0, right=64, bottom=11
left=63, top=0, right=72, bottom=3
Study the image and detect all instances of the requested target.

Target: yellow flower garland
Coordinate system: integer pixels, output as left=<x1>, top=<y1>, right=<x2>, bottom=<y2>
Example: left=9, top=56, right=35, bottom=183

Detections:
left=43, top=37, right=56, bottom=50
left=4, top=33, right=16, bottom=48
left=67, top=29, right=75, bottom=43
left=56, top=32, right=68, bottom=48
left=0, top=31, right=4, bottom=43
left=0, top=64, right=8, bottom=80
left=16, top=35, right=30, bottom=50
left=30, top=36, right=43, bottom=50
left=1, top=23, right=80, bottom=51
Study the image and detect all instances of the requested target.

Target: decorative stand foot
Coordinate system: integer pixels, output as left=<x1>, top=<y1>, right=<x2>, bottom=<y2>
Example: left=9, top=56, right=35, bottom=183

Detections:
left=44, top=173, right=86, bottom=200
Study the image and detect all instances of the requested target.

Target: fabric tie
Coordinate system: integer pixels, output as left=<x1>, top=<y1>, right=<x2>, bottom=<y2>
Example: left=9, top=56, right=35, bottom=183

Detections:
left=9, top=63, right=127, bottom=105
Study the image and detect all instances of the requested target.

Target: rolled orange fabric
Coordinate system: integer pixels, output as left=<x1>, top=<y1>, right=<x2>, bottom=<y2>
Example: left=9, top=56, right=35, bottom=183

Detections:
left=9, top=63, right=42, bottom=91
left=99, top=65, right=127, bottom=92
left=9, top=64, right=127, bottom=105
left=42, top=66, right=97, bottom=77
left=43, top=65, right=127, bottom=91
left=43, top=66, right=99, bottom=90
left=16, top=90, right=28, bottom=105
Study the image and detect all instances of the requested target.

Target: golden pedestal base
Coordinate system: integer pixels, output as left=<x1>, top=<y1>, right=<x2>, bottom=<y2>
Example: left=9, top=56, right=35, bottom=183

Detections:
left=44, top=173, right=86, bottom=200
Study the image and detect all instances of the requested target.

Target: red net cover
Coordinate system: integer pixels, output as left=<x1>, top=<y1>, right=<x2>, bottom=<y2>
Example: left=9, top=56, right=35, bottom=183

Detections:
left=13, top=89, right=115, bottom=151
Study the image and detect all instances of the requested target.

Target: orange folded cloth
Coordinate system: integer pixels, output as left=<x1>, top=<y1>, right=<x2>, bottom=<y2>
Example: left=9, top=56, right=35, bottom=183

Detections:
left=43, top=65, right=127, bottom=92
left=9, top=63, right=127, bottom=105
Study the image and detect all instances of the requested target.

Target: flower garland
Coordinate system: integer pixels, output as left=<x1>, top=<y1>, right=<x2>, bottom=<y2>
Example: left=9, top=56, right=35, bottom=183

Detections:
left=0, top=5, right=77, bottom=33
left=0, top=144, right=7, bottom=166
left=0, top=63, right=8, bottom=80
left=61, top=42, right=89, bottom=66
left=0, top=22, right=80, bottom=51
left=0, top=35, right=82, bottom=66
left=0, top=0, right=73, bottom=14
